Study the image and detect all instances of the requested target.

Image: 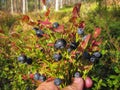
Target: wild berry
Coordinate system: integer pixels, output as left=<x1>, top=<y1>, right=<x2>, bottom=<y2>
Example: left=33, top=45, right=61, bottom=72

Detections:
left=53, top=53, right=62, bottom=61
left=70, top=41, right=79, bottom=50
left=54, top=39, right=67, bottom=49
left=83, top=52, right=91, bottom=60
left=34, top=72, right=40, bottom=80
left=17, top=55, right=27, bottom=63
left=32, top=27, right=39, bottom=31
left=77, top=28, right=84, bottom=35
left=93, top=52, right=102, bottom=58
left=53, top=22, right=59, bottom=28
left=54, top=78, right=62, bottom=86
left=39, top=75, right=46, bottom=82
left=36, top=29, right=44, bottom=37
left=74, top=71, right=81, bottom=78
left=26, top=58, right=32, bottom=65
left=89, top=55, right=99, bottom=63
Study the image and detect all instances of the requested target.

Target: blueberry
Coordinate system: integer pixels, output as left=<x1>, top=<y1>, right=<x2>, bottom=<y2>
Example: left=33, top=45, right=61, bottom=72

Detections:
left=83, top=52, right=91, bottom=60
left=36, top=29, right=44, bottom=37
left=17, top=55, right=27, bottom=63
left=26, top=58, right=32, bottom=65
left=32, top=27, right=39, bottom=31
left=70, top=41, right=79, bottom=50
left=89, top=55, right=99, bottom=63
left=39, top=75, right=46, bottom=82
left=93, top=52, right=102, bottom=58
left=54, top=78, right=62, bottom=86
left=77, top=28, right=84, bottom=35
left=53, top=53, right=62, bottom=61
left=74, top=71, right=81, bottom=78
left=53, top=22, right=59, bottom=28
left=54, top=39, right=67, bottom=49
left=34, top=72, right=40, bottom=80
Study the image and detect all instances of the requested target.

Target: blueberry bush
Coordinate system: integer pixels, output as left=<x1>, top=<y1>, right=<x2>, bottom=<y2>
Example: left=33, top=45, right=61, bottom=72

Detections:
left=0, top=2, right=120, bottom=90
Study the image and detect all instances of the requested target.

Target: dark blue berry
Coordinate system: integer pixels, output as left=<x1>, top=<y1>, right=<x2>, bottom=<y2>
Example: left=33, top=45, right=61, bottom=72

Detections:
left=36, top=29, right=44, bottom=37
left=34, top=72, right=40, bottom=80
left=93, top=52, right=102, bottom=58
left=53, top=22, right=59, bottom=28
left=26, top=58, right=32, bottom=65
left=70, top=41, right=79, bottom=50
left=83, top=52, right=91, bottom=60
left=74, top=71, right=81, bottom=78
left=17, top=55, right=27, bottom=63
left=32, top=27, right=39, bottom=31
left=77, top=28, right=84, bottom=35
left=89, top=55, right=99, bottom=63
left=54, top=39, right=67, bottom=49
left=54, top=78, right=62, bottom=86
left=53, top=53, right=62, bottom=61
left=39, top=75, right=46, bottom=82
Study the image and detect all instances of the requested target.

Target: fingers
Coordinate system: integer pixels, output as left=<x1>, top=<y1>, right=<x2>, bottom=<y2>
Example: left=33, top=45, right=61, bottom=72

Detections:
left=62, top=77, right=84, bottom=90
left=36, top=81, right=60, bottom=90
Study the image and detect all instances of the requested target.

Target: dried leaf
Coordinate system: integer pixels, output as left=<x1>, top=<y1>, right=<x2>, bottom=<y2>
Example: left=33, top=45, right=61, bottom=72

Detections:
left=47, top=43, right=54, bottom=46
left=10, top=32, right=20, bottom=38
left=93, top=27, right=101, bottom=38
left=38, top=19, right=51, bottom=26
left=22, top=15, right=30, bottom=22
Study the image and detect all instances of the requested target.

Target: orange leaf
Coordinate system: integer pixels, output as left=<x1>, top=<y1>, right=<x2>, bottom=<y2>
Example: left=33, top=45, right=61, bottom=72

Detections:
left=47, top=43, right=54, bottom=46
left=93, top=27, right=101, bottom=38
left=28, top=21, right=36, bottom=26
left=45, top=8, right=50, bottom=17
left=22, top=15, right=30, bottom=22
left=72, top=3, right=81, bottom=18
left=81, top=34, right=91, bottom=49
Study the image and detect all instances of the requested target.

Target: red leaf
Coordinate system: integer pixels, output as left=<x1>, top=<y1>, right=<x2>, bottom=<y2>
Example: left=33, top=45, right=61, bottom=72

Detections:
left=45, top=8, right=50, bottom=17
left=79, top=21, right=85, bottom=28
left=42, top=0, right=46, bottom=5
left=47, top=43, right=54, bottom=46
left=42, top=34, right=50, bottom=38
left=54, top=25, right=64, bottom=33
left=0, top=29, right=4, bottom=34
left=93, top=27, right=101, bottom=38
left=22, top=15, right=30, bottom=22
left=29, top=74, right=34, bottom=79
left=72, top=3, right=81, bottom=18
left=38, top=19, right=52, bottom=27
left=91, top=40, right=102, bottom=46
left=81, top=34, right=91, bottom=49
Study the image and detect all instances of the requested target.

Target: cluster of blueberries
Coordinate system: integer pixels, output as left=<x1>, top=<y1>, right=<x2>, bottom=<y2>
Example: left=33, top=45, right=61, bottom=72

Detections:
left=17, top=22, right=102, bottom=86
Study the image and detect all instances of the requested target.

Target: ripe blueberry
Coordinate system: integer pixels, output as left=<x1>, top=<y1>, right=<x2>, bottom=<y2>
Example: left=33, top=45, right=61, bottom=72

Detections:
left=53, top=53, right=62, bottom=61
left=74, top=71, right=81, bottom=78
left=32, top=27, right=39, bottom=31
left=39, top=75, right=46, bottom=82
left=52, top=22, right=59, bottom=28
left=89, top=55, right=99, bottom=63
left=26, top=58, right=32, bottom=65
left=17, top=55, right=27, bottom=63
left=34, top=72, right=40, bottom=80
left=70, top=41, right=79, bottom=50
left=54, top=78, right=62, bottom=86
left=54, top=39, right=67, bottom=49
left=93, top=52, right=102, bottom=58
left=36, top=29, right=44, bottom=37
left=77, top=28, right=84, bottom=35
left=83, top=52, right=91, bottom=60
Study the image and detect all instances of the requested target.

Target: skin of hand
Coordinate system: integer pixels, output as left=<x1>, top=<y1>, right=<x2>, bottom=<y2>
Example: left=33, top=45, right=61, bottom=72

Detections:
left=36, top=77, right=92, bottom=90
